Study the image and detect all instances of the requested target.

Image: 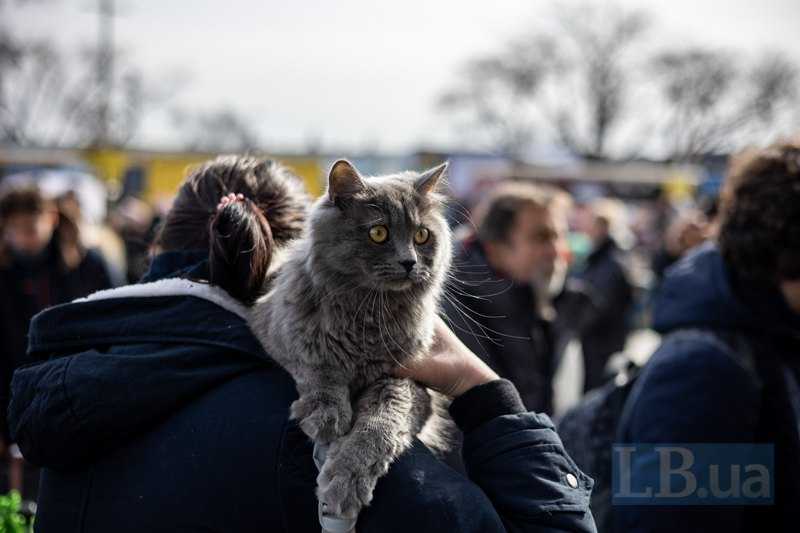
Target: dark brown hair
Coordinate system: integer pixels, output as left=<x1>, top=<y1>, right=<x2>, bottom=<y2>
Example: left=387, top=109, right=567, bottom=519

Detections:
left=156, top=156, right=308, bottom=303
left=0, top=186, right=84, bottom=269
left=719, top=140, right=800, bottom=283
left=474, top=181, right=560, bottom=244
left=0, top=186, right=50, bottom=221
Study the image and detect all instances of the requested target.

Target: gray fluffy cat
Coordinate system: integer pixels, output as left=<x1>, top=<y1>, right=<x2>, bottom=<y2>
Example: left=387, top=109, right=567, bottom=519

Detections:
left=249, top=159, right=453, bottom=520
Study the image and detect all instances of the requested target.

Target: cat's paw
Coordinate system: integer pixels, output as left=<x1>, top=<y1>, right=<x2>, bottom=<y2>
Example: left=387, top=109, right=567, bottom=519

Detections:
left=316, top=462, right=377, bottom=519
left=291, top=394, right=353, bottom=444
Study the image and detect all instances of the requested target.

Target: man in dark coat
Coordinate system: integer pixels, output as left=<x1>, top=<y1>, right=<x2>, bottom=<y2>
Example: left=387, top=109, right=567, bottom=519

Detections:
left=615, top=141, right=800, bottom=532
left=573, top=204, right=633, bottom=392
left=8, top=250, right=596, bottom=533
left=443, top=183, right=566, bottom=414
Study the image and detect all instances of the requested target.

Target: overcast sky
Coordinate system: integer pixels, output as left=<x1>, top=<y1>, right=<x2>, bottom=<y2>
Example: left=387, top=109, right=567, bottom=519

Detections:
left=11, top=0, right=800, bottom=154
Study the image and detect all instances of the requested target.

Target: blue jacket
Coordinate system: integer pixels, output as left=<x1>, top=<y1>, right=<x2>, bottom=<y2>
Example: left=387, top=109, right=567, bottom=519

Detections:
left=616, top=243, right=800, bottom=532
left=9, top=252, right=596, bottom=533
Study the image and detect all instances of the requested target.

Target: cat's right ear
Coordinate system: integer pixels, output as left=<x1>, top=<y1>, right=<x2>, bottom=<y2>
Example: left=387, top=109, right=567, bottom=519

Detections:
left=327, top=160, right=365, bottom=204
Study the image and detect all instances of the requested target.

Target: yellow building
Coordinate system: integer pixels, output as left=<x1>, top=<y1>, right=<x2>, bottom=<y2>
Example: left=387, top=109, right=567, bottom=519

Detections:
left=82, top=148, right=325, bottom=202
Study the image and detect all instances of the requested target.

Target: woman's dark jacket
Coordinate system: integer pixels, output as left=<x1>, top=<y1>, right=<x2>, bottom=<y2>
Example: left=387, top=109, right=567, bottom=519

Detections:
left=8, top=252, right=596, bottom=533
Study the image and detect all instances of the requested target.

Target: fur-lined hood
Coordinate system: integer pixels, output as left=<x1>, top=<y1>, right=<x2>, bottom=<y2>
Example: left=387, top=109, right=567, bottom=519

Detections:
left=9, top=253, right=272, bottom=469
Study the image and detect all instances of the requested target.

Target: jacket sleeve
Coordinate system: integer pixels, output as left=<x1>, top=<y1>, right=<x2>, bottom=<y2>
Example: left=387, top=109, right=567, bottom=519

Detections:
left=450, top=380, right=597, bottom=533
left=614, top=339, right=761, bottom=533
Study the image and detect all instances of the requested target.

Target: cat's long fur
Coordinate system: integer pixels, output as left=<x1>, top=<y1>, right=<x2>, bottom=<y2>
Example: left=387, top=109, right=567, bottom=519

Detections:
left=249, top=160, right=453, bottom=520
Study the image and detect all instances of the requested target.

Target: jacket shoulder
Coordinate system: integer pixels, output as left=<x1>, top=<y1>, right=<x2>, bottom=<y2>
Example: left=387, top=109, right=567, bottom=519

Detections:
left=621, top=331, right=762, bottom=443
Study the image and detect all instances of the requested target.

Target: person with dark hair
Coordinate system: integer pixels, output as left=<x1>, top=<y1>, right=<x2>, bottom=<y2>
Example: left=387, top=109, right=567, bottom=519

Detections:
left=443, top=182, right=567, bottom=414
left=0, top=187, right=111, bottom=452
left=7, top=156, right=595, bottom=532
left=0, top=186, right=112, bottom=498
left=615, top=141, right=800, bottom=532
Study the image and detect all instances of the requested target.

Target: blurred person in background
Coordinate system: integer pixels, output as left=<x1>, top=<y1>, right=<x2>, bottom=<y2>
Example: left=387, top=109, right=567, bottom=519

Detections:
left=650, top=208, right=709, bottom=283
left=616, top=140, right=800, bottom=532
left=571, top=199, right=634, bottom=393
left=58, top=190, right=127, bottom=287
left=0, top=186, right=112, bottom=493
left=442, top=182, right=568, bottom=414
left=108, top=195, right=157, bottom=283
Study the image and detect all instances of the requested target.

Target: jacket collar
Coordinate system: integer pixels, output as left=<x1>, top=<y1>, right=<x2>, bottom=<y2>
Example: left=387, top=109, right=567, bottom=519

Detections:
left=76, top=278, right=249, bottom=319
left=140, top=249, right=210, bottom=283
left=28, top=277, right=265, bottom=361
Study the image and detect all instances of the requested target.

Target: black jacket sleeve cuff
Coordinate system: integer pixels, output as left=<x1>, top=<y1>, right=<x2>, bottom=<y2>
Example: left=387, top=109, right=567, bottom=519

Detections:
left=448, top=379, right=526, bottom=433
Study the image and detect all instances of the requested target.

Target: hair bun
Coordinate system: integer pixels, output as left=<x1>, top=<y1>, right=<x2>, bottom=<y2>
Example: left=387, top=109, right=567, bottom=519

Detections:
left=209, top=196, right=273, bottom=304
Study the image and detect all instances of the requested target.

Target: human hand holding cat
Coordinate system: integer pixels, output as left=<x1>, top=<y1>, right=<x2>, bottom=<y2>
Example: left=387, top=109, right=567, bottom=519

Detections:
left=393, top=316, right=499, bottom=397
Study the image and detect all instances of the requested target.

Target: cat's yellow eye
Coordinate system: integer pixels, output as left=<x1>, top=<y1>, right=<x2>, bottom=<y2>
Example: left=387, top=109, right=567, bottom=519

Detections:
left=414, top=227, right=430, bottom=245
left=369, top=225, right=389, bottom=243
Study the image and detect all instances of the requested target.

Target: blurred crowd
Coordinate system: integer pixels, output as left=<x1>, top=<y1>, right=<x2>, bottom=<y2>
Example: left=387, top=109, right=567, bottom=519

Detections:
left=0, top=140, right=798, bottom=532
left=0, top=179, right=166, bottom=497
left=0, top=162, right=705, bottom=486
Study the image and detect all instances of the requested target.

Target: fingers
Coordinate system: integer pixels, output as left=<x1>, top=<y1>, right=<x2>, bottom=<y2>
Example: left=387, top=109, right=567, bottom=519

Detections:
left=216, top=193, right=245, bottom=212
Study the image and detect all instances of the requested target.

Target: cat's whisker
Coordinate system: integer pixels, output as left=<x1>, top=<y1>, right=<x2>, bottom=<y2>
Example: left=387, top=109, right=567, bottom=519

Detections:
left=444, top=286, right=530, bottom=340
left=448, top=261, right=491, bottom=270
left=445, top=276, right=515, bottom=300
left=443, top=288, right=505, bottom=320
left=447, top=266, right=499, bottom=277
left=444, top=272, right=504, bottom=288
left=442, top=291, right=530, bottom=343
left=440, top=292, right=503, bottom=347
left=442, top=282, right=490, bottom=301
left=445, top=198, right=479, bottom=232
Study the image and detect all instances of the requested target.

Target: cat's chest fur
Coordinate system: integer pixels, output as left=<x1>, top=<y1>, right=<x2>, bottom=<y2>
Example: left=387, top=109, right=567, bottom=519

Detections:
left=316, top=288, right=432, bottom=384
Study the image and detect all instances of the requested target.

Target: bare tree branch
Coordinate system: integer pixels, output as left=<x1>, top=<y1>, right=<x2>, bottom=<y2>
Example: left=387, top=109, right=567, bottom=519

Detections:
left=552, top=2, right=648, bottom=159
left=437, top=36, right=559, bottom=157
left=437, top=2, right=647, bottom=160
left=651, top=49, right=798, bottom=161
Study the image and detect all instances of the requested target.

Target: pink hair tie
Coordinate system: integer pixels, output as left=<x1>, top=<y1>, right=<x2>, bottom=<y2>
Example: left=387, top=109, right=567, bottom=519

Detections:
left=216, top=193, right=245, bottom=212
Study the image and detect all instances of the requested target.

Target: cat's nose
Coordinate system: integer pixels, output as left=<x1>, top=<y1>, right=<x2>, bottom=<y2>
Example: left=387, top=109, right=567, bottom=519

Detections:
left=399, top=260, right=416, bottom=274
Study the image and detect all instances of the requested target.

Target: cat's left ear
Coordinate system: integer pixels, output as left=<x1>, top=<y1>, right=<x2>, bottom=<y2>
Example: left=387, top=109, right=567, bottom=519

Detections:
left=415, top=162, right=448, bottom=195
left=328, top=159, right=365, bottom=203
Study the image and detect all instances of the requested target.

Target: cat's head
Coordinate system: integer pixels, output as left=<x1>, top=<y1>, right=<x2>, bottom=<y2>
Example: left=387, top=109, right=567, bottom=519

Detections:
left=308, top=160, right=452, bottom=295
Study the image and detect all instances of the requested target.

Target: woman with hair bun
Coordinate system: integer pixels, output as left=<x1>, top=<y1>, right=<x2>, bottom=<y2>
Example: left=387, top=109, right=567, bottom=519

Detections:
left=7, top=155, right=595, bottom=533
